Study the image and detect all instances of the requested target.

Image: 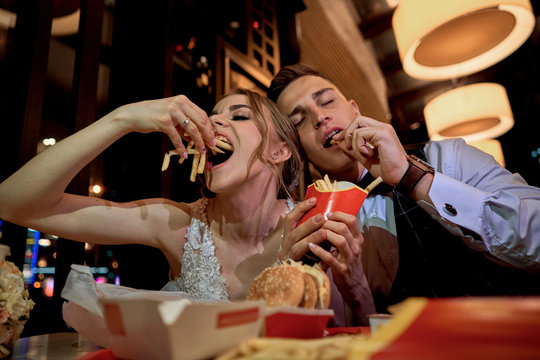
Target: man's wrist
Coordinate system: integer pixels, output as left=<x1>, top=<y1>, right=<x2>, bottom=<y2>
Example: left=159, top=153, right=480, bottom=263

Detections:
left=395, top=155, right=435, bottom=195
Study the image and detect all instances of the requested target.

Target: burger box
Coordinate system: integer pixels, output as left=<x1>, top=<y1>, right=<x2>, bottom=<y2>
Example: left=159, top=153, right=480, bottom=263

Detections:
left=62, top=265, right=335, bottom=360
left=99, top=297, right=265, bottom=360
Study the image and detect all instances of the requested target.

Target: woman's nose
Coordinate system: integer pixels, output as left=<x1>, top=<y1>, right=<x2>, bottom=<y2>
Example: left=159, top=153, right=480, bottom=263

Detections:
left=210, top=114, right=228, bottom=128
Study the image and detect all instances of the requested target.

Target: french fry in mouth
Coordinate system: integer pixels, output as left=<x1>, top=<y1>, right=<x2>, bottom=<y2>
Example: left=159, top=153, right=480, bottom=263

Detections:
left=329, top=137, right=375, bottom=150
left=329, top=139, right=340, bottom=145
left=215, top=139, right=233, bottom=151
left=161, top=139, right=232, bottom=182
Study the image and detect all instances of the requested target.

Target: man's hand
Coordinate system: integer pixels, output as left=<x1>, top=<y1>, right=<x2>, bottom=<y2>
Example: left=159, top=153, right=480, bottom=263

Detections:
left=333, top=115, right=409, bottom=186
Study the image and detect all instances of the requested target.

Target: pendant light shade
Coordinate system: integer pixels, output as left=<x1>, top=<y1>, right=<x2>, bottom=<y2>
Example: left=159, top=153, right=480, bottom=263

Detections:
left=392, top=0, right=535, bottom=80
left=468, top=139, right=506, bottom=167
left=0, top=8, right=80, bottom=37
left=424, top=83, right=514, bottom=143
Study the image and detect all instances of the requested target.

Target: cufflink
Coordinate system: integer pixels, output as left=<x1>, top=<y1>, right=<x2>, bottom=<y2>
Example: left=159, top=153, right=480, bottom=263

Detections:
left=443, top=203, right=457, bottom=216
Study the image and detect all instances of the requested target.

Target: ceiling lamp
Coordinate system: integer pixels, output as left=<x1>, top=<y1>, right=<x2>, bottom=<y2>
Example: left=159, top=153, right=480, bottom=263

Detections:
left=424, top=83, right=514, bottom=143
left=0, top=8, right=80, bottom=37
left=392, top=0, right=535, bottom=80
left=468, top=139, right=506, bottom=167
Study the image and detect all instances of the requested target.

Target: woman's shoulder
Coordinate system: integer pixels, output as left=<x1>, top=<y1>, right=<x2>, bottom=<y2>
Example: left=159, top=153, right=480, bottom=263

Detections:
left=147, top=198, right=195, bottom=229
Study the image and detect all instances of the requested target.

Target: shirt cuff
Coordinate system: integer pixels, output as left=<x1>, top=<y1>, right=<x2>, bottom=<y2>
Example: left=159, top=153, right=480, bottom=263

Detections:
left=428, top=172, right=487, bottom=236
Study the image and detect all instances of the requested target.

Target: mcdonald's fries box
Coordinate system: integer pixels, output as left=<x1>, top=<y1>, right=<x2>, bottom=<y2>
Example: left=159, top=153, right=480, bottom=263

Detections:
left=61, top=265, right=334, bottom=360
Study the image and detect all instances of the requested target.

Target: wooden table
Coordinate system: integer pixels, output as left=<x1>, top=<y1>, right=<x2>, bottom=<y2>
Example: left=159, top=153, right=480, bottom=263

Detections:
left=12, top=332, right=102, bottom=360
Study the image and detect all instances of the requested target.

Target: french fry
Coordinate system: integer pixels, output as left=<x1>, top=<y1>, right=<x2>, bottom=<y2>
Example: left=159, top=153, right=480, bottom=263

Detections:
left=215, top=139, right=233, bottom=151
left=161, top=138, right=233, bottom=182
left=190, top=153, right=200, bottom=182
left=315, top=179, right=326, bottom=191
left=161, top=152, right=171, bottom=172
left=215, top=333, right=363, bottom=360
left=324, top=174, right=332, bottom=191
left=329, top=137, right=375, bottom=150
left=197, top=151, right=206, bottom=173
left=365, top=176, right=383, bottom=193
left=209, top=145, right=225, bottom=155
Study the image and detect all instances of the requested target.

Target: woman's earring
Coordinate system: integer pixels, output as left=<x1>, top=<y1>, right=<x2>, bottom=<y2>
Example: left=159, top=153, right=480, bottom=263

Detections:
left=272, top=156, right=277, bottom=160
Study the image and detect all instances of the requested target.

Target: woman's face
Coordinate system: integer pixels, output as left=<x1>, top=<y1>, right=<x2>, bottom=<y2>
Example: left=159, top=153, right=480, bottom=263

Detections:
left=205, top=94, right=277, bottom=194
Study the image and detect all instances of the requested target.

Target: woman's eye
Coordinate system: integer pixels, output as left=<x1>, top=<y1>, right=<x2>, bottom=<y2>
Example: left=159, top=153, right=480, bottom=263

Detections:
left=292, top=115, right=306, bottom=128
left=232, top=115, right=250, bottom=121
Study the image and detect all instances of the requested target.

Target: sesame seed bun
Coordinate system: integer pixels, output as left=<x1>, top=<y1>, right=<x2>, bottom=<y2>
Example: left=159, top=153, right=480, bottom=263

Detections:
left=246, top=264, right=304, bottom=307
left=247, top=260, right=331, bottom=309
left=299, top=272, right=317, bottom=309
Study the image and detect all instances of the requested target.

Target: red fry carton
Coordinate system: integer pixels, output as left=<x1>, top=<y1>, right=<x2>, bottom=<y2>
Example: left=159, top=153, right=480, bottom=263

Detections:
left=263, top=307, right=334, bottom=339
left=298, top=181, right=368, bottom=226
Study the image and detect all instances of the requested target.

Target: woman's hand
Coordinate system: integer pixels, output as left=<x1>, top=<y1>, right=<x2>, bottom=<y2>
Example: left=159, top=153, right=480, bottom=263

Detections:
left=281, top=201, right=376, bottom=323
left=308, top=211, right=369, bottom=305
left=114, top=95, right=216, bottom=157
left=333, top=115, right=409, bottom=186
left=279, top=197, right=327, bottom=261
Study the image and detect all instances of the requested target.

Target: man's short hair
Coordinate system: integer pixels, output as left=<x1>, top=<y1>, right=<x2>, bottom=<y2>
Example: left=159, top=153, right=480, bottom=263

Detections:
left=267, top=63, right=328, bottom=103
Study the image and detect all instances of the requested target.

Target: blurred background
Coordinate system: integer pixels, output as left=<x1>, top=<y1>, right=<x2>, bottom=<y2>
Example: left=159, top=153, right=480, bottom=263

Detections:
left=0, top=0, right=538, bottom=336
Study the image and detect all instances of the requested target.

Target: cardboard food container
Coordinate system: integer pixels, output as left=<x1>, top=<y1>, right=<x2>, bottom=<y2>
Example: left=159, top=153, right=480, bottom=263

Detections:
left=298, top=181, right=368, bottom=226
left=100, top=298, right=265, bottom=360
left=61, top=265, right=335, bottom=360
left=62, top=265, right=265, bottom=360
left=263, top=307, right=334, bottom=339
left=298, top=180, right=373, bottom=263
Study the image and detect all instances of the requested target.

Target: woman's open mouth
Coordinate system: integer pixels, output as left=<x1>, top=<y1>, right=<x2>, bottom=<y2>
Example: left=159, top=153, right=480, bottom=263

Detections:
left=208, top=136, right=234, bottom=168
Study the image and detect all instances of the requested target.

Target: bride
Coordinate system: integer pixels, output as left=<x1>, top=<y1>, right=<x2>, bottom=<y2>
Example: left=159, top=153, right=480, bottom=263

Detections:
left=0, top=88, right=301, bottom=301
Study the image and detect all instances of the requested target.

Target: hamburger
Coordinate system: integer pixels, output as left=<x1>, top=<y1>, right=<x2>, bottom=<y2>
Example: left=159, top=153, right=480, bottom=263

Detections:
left=246, top=260, right=331, bottom=309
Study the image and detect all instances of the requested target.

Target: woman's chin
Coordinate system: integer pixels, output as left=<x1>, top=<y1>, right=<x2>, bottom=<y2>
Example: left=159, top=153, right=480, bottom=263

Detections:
left=205, top=173, right=233, bottom=194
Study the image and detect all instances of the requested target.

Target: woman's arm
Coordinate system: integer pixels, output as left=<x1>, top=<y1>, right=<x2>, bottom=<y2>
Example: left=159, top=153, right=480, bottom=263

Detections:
left=0, top=95, right=213, bottom=247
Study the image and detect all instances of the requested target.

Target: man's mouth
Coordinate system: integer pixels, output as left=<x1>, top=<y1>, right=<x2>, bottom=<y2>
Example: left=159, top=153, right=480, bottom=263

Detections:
left=323, top=130, right=341, bottom=148
left=209, top=135, right=234, bottom=167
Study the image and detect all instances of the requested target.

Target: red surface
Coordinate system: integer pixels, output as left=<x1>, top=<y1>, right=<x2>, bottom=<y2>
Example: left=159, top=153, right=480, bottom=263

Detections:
left=325, top=326, right=371, bottom=336
left=217, top=307, right=260, bottom=328
left=371, top=297, right=540, bottom=360
left=298, top=183, right=367, bottom=226
left=78, top=349, right=117, bottom=360
left=265, top=312, right=334, bottom=339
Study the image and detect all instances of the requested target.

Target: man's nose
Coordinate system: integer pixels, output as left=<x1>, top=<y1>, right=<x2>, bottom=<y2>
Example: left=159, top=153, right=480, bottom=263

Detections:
left=313, top=110, right=330, bottom=129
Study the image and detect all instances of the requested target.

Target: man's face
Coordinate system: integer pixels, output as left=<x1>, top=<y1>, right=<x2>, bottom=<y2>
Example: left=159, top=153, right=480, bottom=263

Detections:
left=276, top=75, right=360, bottom=176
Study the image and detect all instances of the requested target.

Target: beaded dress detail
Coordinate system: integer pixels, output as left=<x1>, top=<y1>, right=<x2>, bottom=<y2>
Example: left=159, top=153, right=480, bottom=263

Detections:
left=162, top=198, right=229, bottom=301
left=161, top=197, right=295, bottom=301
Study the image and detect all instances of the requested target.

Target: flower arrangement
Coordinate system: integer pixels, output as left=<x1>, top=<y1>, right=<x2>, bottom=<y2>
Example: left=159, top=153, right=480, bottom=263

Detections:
left=0, top=260, right=34, bottom=358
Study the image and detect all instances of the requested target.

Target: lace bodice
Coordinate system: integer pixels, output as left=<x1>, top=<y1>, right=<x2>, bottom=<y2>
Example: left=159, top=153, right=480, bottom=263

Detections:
left=161, top=197, right=295, bottom=302
left=162, top=198, right=229, bottom=301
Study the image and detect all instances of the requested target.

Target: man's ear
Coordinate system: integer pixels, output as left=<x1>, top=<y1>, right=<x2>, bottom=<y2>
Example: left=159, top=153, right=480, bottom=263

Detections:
left=349, top=99, right=361, bottom=116
left=271, top=141, right=292, bottom=163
